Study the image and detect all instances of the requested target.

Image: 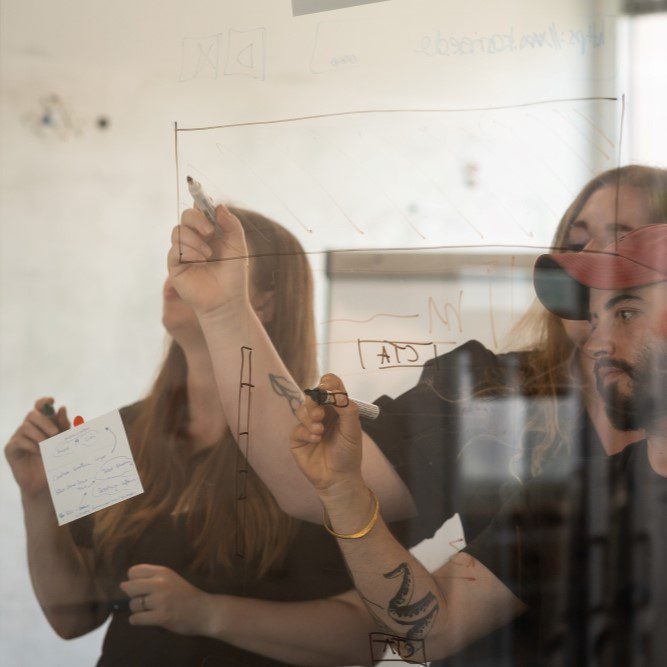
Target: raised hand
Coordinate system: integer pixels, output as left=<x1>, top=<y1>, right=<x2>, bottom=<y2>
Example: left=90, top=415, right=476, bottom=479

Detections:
left=5, top=398, right=70, bottom=499
left=167, top=205, right=251, bottom=317
left=290, top=374, right=364, bottom=496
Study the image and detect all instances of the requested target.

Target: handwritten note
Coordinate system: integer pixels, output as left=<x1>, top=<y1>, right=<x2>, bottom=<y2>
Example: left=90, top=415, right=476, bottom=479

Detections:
left=39, top=410, right=143, bottom=526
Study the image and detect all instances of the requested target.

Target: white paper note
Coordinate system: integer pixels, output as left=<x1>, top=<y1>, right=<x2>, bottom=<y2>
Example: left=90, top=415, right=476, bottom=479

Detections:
left=39, top=409, right=144, bottom=525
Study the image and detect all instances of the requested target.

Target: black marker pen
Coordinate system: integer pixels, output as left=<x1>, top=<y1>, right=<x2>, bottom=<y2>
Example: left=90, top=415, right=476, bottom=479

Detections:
left=304, top=388, right=380, bottom=420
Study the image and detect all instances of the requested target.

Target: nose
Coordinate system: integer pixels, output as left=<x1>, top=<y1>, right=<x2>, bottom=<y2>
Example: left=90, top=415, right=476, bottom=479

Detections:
left=583, top=321, right=615, bottom=359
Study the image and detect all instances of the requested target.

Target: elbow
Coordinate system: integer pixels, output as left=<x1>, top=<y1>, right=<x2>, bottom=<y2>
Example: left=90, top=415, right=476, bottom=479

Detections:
left=273, top=489, right=321, bottom=524
left=51, top=621, right=89, bottom=640
left=57, top=628, right=85, bottom=641
left=47, top=608, right=106, bottom=640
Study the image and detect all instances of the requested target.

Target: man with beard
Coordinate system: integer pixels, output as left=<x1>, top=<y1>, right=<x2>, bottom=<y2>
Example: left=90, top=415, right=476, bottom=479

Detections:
left=444, top=223, right=667, bottom=664
left=529, top=222, right=667, bottom=664
left=534, top=223, right=667, bottom=458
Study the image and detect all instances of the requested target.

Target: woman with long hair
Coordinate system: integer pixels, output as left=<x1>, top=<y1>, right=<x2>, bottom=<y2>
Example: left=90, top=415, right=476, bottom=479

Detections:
left=4, top=206, right=366, bottom=666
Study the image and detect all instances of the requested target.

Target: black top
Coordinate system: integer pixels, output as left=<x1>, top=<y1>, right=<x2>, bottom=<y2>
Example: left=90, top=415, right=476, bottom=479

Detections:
left=363, top=340, right=556, bottom=666
left=466, top=439, right=667, bottom=666
left=72, top=510, right=353, bottom=667
left=69, top=402, right=422, bottom=667
left=363, top=339, right=535, bottom=547
left=67, top=340, right=531, bottom=666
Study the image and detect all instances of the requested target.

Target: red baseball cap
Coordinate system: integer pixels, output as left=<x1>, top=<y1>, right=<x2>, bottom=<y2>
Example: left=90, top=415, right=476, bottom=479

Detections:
left=534, top=224, right=667, bottom=320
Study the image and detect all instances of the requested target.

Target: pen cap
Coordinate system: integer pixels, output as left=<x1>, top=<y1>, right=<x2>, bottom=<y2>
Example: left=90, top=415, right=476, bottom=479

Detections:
left=353, top=400, right=380, bottom=421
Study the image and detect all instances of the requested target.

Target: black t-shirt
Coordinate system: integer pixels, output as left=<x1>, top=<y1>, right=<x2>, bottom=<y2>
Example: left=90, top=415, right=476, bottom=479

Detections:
left=364, top=340, right=554, bottom=666
left=67, top=404, right=419, bottom=667
left=363, top=339, right=533, bottom=547
left=466, top=440, right=667, bottom=666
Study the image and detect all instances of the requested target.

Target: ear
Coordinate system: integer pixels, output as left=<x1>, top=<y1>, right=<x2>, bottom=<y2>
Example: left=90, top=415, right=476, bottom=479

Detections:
left=251, top=290, right=276, bottom=325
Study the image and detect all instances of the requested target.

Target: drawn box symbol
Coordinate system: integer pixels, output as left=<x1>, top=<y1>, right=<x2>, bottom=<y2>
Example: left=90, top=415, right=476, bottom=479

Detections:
left=369, top=632, right=426, bottom=665
left=179, top=34, right=221, bottom=81
left=224, top=28, right=266, bottom=80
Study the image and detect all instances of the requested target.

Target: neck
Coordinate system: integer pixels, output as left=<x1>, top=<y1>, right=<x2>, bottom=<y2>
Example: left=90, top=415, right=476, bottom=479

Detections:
left=646, top=418, right=667, bottom=477
left=180, top=339, right=227, bottom=452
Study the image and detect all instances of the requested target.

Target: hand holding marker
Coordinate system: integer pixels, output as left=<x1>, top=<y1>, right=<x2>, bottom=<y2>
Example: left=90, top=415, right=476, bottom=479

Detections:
left=187, top=177, right=380, bottom=424
left=41, top=402, right=84, bottom=427
left=304, top=387, right=379, bottom=420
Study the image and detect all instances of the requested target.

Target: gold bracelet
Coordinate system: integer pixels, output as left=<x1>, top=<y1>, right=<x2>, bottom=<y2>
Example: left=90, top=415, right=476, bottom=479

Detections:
left=323, top=490, right=379, bottom=539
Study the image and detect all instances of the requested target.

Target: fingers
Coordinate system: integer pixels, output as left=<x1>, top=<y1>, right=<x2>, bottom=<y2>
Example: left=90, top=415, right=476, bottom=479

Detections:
left=24, top=409, right=59, bottom=441
left=291, top=402, right=326, bottom=448
left=291, top=422, right=323, bottom=449
left=181, top=208, right=215, bottom=238
left=121, top=565, right=168, bottom=617
left=214, top=205, right=247, bottom=256
left=297, top=402, right=326, bottom=433
left=56, top=406, right=70, bottom=432
left=318, top=373, right=359, bottom=421
left=127, top=563, right=162, bottom=580
left=34, top=397, right=55, bottom=412
left=170, top=225, right=213, bottom=263
left=120, top=578, right=155, bottom=599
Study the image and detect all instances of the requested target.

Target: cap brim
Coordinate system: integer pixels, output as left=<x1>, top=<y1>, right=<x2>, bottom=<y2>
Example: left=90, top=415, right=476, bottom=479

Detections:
left=534, top=256, right=590, bottom=320
left=534, top=251, right=665, bottom=320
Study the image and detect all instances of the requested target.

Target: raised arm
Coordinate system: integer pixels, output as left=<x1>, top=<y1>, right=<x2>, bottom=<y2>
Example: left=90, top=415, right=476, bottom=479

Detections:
left=5, top=398, right=108, bottom=638
left=290, top=374, right=527, bottom=661
left=167, top=205, right=414, bottom=522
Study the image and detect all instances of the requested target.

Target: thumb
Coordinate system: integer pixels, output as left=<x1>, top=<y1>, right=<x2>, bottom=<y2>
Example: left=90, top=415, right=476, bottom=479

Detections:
left=317, top=374, right=361, bottom=439
left=56, top=406, right=71, bottom=432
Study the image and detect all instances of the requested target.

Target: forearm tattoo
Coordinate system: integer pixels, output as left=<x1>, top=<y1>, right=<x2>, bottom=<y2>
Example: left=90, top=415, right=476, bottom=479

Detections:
left=384, top=562, right=440, bottom=640
left=268, top=373, right=303, bottom=416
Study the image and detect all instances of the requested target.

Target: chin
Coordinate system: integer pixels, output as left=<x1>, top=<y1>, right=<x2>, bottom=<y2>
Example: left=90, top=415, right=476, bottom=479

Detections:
left=162, top=313, right=199, bottom=338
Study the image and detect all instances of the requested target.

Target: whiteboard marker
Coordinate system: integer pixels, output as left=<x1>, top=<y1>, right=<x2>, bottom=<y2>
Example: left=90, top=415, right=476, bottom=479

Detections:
left=186, top=176, right=219, bottom=230
left=304, top=387, right=380, bottom=420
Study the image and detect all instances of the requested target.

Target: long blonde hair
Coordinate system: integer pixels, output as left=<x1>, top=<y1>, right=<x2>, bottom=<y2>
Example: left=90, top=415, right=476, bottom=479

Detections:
left=93, top=207, right=316, bottom=579
left=513, top=165, right=667, bottom=474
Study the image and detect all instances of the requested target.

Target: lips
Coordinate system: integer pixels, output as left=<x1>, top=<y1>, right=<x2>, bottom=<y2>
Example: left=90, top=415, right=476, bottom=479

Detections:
left=594, top=358, right=635, bottom=388
left=597, top=367, right=627, bottom=383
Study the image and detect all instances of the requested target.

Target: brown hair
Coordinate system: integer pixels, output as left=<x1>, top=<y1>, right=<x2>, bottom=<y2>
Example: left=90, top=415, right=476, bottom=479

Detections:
left=93, top=207, right=316, bottom=579
left=512, top=165, right=667, bottom=474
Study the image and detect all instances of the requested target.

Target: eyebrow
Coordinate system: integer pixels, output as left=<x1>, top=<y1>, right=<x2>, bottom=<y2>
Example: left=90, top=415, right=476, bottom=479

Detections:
left=604, top=294, right=644, bottom=310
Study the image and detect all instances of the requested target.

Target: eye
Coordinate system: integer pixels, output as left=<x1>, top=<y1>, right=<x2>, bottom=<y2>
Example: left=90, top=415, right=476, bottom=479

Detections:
left=617, top=309, right=637, bottom=322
